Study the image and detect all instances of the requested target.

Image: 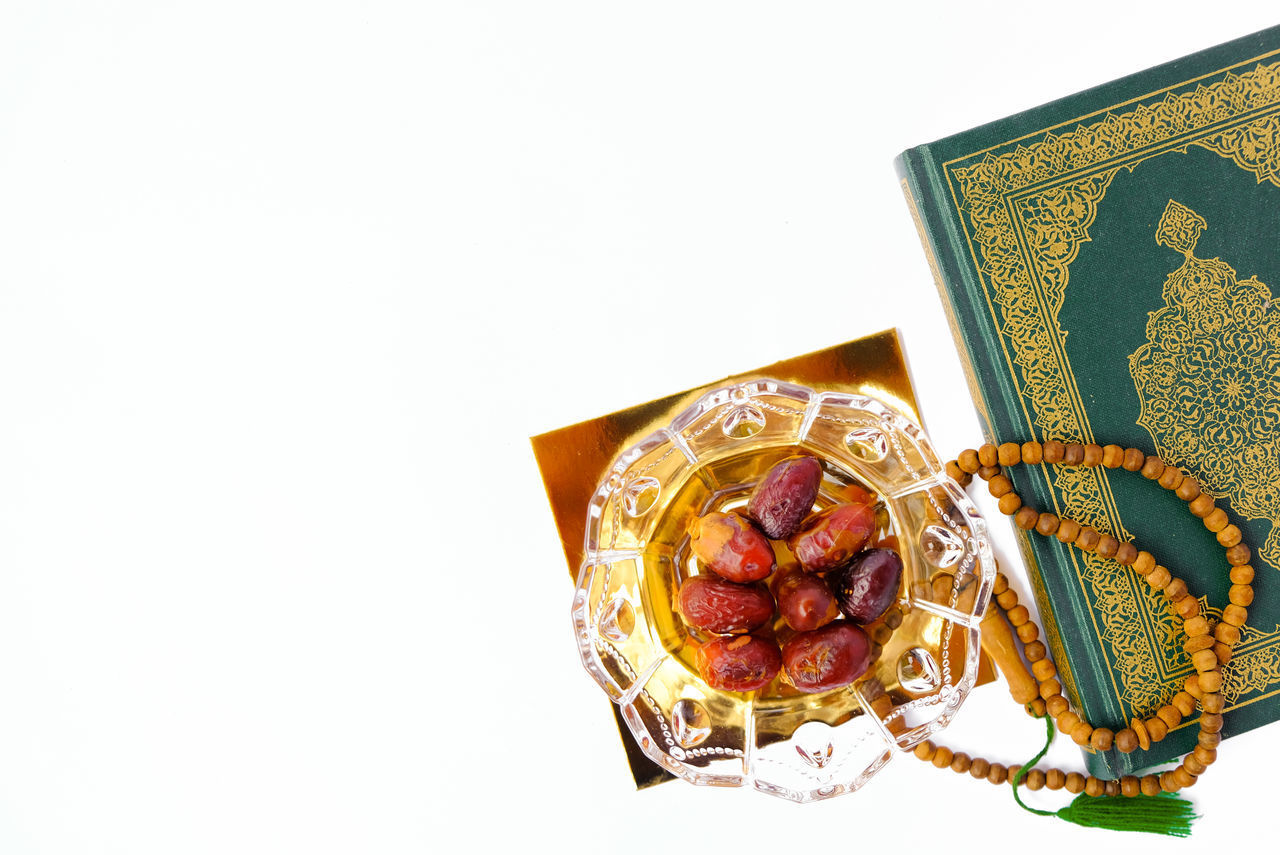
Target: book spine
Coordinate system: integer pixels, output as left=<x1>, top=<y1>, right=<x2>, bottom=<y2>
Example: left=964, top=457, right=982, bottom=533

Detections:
left=894, top=147, right=1132, bottom=777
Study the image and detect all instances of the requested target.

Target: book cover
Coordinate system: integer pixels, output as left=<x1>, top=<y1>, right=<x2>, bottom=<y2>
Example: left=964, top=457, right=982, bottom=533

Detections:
left=896, top=24, right=1280, bottom=777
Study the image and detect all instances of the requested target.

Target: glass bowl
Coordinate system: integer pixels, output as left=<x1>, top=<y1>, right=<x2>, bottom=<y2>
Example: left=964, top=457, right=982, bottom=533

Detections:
left=570, top=379, right=995, bottom=802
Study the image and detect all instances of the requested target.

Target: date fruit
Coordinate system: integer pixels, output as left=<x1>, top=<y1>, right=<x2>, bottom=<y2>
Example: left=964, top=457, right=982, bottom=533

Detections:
left=773, top=568, right=840, bottom=632
left=829, top=548, right=903, bottom=624
left=788, top=502, right=876, bottom=572
left=696, top=635, right=782, bottom=692
left=747, top=455, right=823, bottom=539
left=781, top=623, right=873, bottom=693
left=677, top=575, right=775, bottom=635
left=690, top=511, right=775, bottom=583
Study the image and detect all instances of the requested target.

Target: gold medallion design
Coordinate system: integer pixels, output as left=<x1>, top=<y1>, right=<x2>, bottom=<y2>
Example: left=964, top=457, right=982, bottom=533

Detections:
left=1131, top=201, right=1280, bottom=573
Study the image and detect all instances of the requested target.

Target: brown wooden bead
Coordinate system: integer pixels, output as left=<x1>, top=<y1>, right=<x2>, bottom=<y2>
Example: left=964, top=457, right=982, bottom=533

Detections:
left=1162, top=579, right=1187, bottom=604
left=950, top=751, right=971, bottom=773
left=1157, top=465, right=1183, bottom=490
left=1156, top=705, right=1182, bottom=729
left=1144, top=716, right=1167, bottom=743
left=1075, top=527, right=1100, bottom=552
left=1192, top=649, right=1219, bottom=673
left=957, top=449, right=981, bottom=473
left=1193, top=745, right=1218, bottom=766
left=1023, top=641, right=1046, bottom=662
left=1014, top=506, right=1039, bottom=530
left=1200, top=712, right=1224, bottom=733
left=1046, top=769, right=1066, bottom=790
left=1063, top=443, right=1085, bottom=465
left=1065, top=772, right=1086, bottom=794
left=1160, top=771, right=1178, bottom=792
left=987, top=474, right=1014, bottom=497
left=1227, top=543, right=1252, bottom=566
left=997, top=493, right=1023, bottom=515
left=1031, top=659, right=1056, bottom=682
left=1140, top=775, right=1161, bottom=797
left=1082, top=444, right=1104, bottom=468
left=997, top=442, right=1021, bottom=466
left=1101, top=444, right=1125, bottom=468
left=1188, top=493, right=1215, bottom=518
left=1114, top=542, right=1138, bottom=565
left=1201, top=692, right=1224, bottom=715
left=978, top=444, right=998, bottom=467
left=1172, top=691, right=1198, bottom=718
left=1056, top=518, right=1081, bottom=544
left=1215, top=642, right=1232, bottom=666
left=1006, top=605, right=1030, bottom=627
left=970, top=757, right=990, bottom=779
left=1035, top=513, right=1060, bottom=536
left=1042, top=440, right=1065, bottom=464
left=1175, top=596, right=1199, bottom=620
left=1121, top=775, right=1140, bottom=797
left=1026, top=698, right=1047, bottom=717
left=987, top=763, right=1007, bottom=785
left=1183, top=616, right=1210, bottom=637
left=992, top=572, right=1009, bottom=595
left=1105, top=779, right=1121, bottom=796
left=1070, top=720, right=1094, bottom=746
left=1131, top=717, right=1151, bottom=751
left=1184, top=674, right=1204, bottom=699
left=1184, top=755, right=1207, bottom=776
left=1223, top=604, right=1248, bottom=627
left=1122, top=448, right=1145, bottom=471
left=946, top=461, right=971, bottom=485
left=1046, top=695, right=1069, bottom=718
left=1007, top=764, right=1022, bottom=782
left=1021, top=441, right=1043, bottom=464
left=1084, top=776, right=1104, bottom=797
left=1216, top=524, right=1243, bottom=548
left=1132, top=550, right=1156, bottom=575
left=1038, top=678, right=1059, bottom=699
left=1025, top=768, right=1046, bottom=791
left=995, top=589, right=1019, bottom=611
left=1090, top=727, right=1114, bottom=752
left=1230, top=584, right=1254, bottom=607
left=1017, top=622, right=1040, bottom=643
left=1215, top=622, right=1241, bottom=647
left=931, top=746, right=954, bottom=768
left=1146, top=565, right=1172, bottom=589
left=1229, top=564, right=1255, bottom=585
left=1183, top=633, right=1215, bottom=653
left=913, top=740, right=935, bottom=760
left=1175, top=765, right=1199, bottom=789
left=1056, top=710, right=1081, bottom=734
left=1140, top=455, right=1164, bottom=479
left=1115, top=728, right=1138, bottom=753
left=1198, top=730, right=1221, bottom=750
left=1096, top=534, right=1119, bottom=559
left=1175, top=476, right=1201, bottom=501
left=1203, top=508, right=1229, bottom=533
left=978, top=465, right=1001, bottom=481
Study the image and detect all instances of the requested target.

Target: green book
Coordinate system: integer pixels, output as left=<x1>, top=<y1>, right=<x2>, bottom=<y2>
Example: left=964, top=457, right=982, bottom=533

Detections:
left=896, top=24, right=1280, bottom=778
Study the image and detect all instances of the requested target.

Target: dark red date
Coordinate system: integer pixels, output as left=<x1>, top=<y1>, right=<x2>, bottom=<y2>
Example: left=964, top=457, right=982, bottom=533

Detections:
left=788, top=502, right=876, bottom=572
left=690, top=511, right=775, bottom=583
left=830, top=548, right=903, bottom=624
left=773, top=568, right=840, bottom=632
left=696, top=635, right=782, bottom=692
left=677, top=575, right=775, bottom=635
left=781, top=622, right=873, bottom=693
left=747, top=455, right=823, bottom=539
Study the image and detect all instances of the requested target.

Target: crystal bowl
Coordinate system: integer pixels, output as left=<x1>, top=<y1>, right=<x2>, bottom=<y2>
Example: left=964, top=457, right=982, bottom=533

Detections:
left=570, top=379, right=995, bottom=801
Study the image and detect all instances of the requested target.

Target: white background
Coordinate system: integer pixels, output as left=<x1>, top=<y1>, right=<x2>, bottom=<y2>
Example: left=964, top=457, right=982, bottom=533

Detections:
left=1, top=2, right=1277, bottom=852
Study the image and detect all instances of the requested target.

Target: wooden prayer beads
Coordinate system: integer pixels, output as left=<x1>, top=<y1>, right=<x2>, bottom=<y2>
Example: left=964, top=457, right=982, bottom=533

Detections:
left=909, top=440, right=1253, bottom=797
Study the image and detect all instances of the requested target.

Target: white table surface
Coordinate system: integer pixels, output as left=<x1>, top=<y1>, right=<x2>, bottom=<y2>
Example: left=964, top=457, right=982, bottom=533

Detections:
left=1, top=3, right=1276, bottom=852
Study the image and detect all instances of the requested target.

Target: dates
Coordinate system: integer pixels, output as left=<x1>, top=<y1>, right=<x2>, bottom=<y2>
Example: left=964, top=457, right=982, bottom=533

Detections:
left=690, top=511, right=775, bottom=583
left=829, top=548, right=903, bottom=624
left=678, top=575, right=775, bottom=635
left=747, top=455, right=822, bottom=539
left=781, top=623, right=873, bottom=693
left=696, top=635, right=782, bottom=692
left=773, top=568, right=839, bottom=632
left=788, top=502, right=876, bottom=572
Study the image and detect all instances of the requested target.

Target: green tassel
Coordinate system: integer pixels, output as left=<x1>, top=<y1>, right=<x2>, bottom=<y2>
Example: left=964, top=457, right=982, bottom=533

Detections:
left=1010, top=714, right=1198, bottom=837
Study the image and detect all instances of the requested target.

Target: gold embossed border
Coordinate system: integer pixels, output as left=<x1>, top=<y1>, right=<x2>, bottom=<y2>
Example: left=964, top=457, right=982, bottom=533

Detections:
left=942, top=56, right=1280, bottom=716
